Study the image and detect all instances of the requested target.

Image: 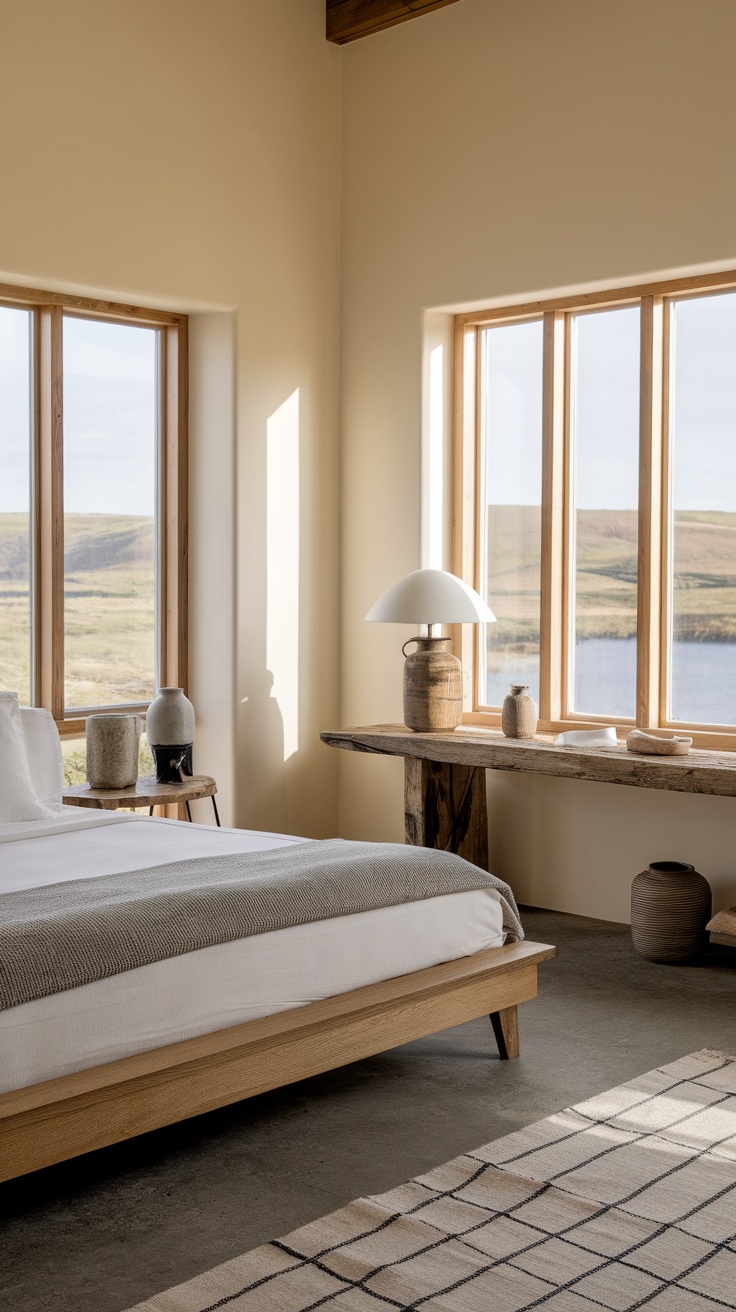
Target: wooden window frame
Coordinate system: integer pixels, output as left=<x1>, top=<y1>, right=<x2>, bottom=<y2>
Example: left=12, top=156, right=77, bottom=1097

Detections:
left=0, top=282, right=188, bottom=736
left=452, top=268, right=736, bottom=751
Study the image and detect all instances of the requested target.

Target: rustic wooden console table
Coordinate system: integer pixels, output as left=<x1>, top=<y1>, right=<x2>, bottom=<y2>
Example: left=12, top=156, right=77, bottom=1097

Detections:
left=320, top=724, right=736, bottom=871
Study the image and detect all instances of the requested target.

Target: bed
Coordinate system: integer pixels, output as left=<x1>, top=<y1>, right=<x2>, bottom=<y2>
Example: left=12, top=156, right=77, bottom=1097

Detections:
left=0, top=703, right=555, bottom=1183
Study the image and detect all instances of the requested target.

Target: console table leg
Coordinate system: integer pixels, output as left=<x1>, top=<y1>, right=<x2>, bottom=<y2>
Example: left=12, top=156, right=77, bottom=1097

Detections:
left=403, top=757, right=489, bottom=870
left=490, top=1005, right=519, bottom=1060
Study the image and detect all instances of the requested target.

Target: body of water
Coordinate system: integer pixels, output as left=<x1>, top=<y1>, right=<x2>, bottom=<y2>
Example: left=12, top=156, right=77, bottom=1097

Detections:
left=487, top=637, right=736, bottom=725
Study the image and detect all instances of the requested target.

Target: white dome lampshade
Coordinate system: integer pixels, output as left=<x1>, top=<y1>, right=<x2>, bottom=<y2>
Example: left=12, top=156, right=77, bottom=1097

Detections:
left=365, top=569, right=495, bottom=732
left=365, top=568, right=495, bottom=626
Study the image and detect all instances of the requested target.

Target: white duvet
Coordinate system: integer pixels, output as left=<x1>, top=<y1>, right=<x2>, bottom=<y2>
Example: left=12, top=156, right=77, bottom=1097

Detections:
left=0, top=810, right=506, bottom=1094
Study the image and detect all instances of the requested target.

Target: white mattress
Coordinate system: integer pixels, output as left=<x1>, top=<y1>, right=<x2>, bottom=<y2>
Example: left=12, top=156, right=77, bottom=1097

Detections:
left=0, top=810, right=506, bottom=1094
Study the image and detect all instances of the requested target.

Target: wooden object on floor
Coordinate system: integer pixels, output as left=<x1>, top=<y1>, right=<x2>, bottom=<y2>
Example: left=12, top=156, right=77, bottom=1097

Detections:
left=320, top=724, right=736, bottom=876
left=326, top=0, right=461, bottom=45
left=63, top=774, right=217, bottom=811
left=0, top=941, right=555, bottom=1182
left=320, top=724, right=736, bottom=796
left=490, top=1005, right=519, bottom=1060
left=321, top=723, right=736, bottom=872
left=404, top=756, right=488, bottom=870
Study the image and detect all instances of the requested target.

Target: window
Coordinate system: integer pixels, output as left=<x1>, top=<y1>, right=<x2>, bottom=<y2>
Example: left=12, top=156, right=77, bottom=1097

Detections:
left=480, top=319, right=544, bottom=708
left=0, top=284, right=187, bottom=733
left=0, top=307, right=32, bottom=706
left=453, top=272, right=736, bottom=747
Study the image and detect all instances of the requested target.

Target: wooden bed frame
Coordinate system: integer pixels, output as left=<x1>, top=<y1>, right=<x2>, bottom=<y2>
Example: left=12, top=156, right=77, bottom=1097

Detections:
left=0, top=939, right=554, bottom=1183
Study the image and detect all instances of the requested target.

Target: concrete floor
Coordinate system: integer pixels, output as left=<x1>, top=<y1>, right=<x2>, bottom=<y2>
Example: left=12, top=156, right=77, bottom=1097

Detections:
left=1, top=908, right=734, bottom=1312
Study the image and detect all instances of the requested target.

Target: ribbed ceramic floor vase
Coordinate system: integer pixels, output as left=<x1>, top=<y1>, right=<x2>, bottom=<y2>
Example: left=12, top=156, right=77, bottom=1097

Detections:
left=631, top=861, right=712, bottom=963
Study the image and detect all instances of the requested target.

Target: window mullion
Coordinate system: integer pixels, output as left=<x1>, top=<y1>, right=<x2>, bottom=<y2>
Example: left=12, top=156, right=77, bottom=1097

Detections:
left=33, top=304, right=64, bottom=719
left=658, top=301, right=674, bottom=727
left=636, top=295, right=664, bottom=728
left=561, top=313, right=574, bottom=719
left=451, top=323, right=478, bottom=713
left=539, top=310, right=565, bottom=725
left=159, top=322, right=189, bottom=693
left=472, top=325, right=485, bottom=711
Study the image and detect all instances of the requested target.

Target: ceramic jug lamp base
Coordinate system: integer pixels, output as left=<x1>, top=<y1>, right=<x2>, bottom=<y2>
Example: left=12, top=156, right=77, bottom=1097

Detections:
left=402, top=636, right=462, bottom=732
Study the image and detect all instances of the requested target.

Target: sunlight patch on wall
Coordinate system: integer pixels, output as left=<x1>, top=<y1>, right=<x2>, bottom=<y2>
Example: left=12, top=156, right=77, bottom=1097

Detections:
left=427, top=343, right=444, bottom=569
left=421, top=317, right=453, bottom=573
left=267, top=389, right=300, bottom=761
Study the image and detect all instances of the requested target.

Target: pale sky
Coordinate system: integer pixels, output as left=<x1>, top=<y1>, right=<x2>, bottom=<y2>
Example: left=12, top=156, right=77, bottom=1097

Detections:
left=484, top=292, right=736, bottom=513
left=0, top=309, right=156, bottom=516
left=3, top=295, right=736, bottom=517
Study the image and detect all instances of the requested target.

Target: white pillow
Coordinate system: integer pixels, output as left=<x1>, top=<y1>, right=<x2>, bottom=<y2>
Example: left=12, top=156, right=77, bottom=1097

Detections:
left=0, top=693, right=57, bottom=823
left=20, top=706, right=64, bottom=806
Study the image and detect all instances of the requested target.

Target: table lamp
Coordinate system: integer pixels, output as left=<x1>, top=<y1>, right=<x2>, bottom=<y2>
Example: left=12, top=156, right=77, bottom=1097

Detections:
left=365, top=568, right=495, bottom=732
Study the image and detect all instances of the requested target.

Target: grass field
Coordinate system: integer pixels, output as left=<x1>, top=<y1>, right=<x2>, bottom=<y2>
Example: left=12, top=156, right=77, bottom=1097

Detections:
left=0, top=512, right=155, bottom=707
left=2, top=507, right=735, bottom=720
left=0, top=513, right=32, bottom=703
left=487, top=505, right=736, bottom=649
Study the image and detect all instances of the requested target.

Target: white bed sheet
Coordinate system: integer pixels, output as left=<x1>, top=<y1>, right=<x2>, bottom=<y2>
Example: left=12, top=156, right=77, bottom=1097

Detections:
left=0, top=810, right=506, bottom=1093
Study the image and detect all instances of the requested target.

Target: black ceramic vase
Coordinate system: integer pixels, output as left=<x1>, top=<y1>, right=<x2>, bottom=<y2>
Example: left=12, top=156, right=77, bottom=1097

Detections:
left=631, top=861, right=712, bottom=963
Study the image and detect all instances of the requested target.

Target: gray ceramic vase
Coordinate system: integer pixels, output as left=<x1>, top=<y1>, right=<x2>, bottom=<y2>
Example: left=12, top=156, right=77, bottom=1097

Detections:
left=146, top=687, right=195, bottom=783
left=86, top=714, right=140, bottom=789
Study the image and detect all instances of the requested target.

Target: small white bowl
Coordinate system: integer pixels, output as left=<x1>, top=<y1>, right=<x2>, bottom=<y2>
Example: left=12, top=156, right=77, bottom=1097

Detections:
left=553, top=727, right=618, bottom=748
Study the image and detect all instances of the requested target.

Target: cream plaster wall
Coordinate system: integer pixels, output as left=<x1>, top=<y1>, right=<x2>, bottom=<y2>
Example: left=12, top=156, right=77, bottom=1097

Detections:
left=4, top=0, right=736, bottom=922
left=338, top=0, right=736, bottom=921
left=0, top=0, right=341, bottom=835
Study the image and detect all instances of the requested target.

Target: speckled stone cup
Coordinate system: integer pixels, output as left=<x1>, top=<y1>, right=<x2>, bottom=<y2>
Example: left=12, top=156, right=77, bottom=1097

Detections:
left=86, top=714, right=140, bottom=789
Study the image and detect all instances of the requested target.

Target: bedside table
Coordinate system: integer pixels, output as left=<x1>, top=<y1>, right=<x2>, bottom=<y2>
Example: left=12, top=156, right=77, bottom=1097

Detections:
left=63, top=774, right=220, bottom=825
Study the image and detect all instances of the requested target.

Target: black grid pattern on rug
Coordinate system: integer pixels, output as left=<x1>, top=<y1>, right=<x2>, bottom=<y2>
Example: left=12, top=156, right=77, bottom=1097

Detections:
left=129, top=1049, right=736, bottom=1312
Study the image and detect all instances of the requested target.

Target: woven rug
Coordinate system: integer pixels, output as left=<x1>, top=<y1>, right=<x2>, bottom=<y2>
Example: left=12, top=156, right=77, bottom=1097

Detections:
left=128, top=1049, right=736, bottom=1311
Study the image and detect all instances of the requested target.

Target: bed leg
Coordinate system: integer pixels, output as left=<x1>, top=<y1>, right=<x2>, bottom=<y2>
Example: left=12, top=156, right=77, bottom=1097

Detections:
left=490, top=1005, right=519, bottom=1059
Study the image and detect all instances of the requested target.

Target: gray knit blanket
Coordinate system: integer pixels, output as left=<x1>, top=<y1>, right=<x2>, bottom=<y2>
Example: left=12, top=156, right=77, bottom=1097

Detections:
left=0, top=839, right=523, bottom=1011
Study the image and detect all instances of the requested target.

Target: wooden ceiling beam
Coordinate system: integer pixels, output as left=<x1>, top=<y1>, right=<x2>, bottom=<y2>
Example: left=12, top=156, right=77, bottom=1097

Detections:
left=327, top=0, right=462, bottom=45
